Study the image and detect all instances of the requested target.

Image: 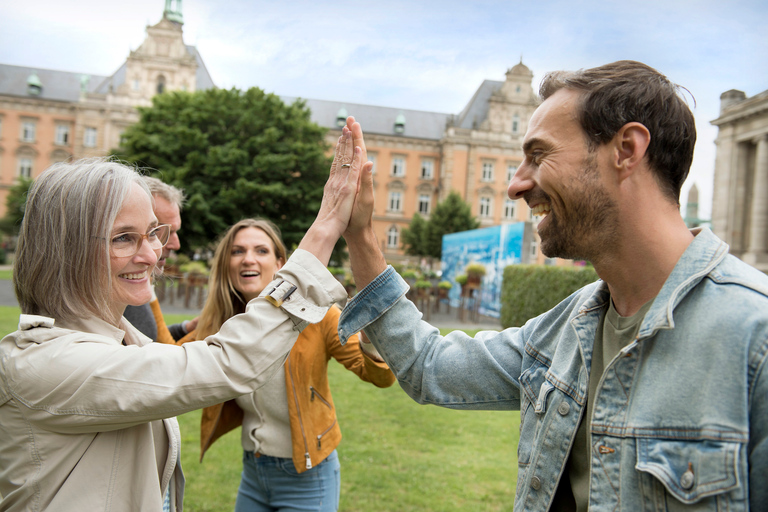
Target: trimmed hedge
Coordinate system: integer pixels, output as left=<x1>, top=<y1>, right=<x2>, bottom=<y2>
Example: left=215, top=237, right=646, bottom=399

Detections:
left=501, top=264, right=599, bottom=328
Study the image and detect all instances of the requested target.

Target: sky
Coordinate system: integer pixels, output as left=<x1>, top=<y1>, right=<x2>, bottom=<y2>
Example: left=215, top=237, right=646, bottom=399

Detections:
left=1, top=0, right=767, bottom=220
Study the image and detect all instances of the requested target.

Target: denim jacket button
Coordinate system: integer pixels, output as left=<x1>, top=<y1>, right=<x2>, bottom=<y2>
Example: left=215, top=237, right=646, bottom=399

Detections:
left=557, top=402, right=570, bottom=416
left=530, top=476, right=541, bottom=490
left=680, top=469, right=695, bottom=490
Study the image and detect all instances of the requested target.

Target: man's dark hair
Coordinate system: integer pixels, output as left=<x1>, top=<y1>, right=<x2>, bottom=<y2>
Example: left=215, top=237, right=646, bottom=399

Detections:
left=539, top=60, right=696, bottom=205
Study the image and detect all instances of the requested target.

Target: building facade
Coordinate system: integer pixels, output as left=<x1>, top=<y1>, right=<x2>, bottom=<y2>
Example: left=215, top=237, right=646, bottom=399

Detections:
left=294, top=61, right=549, bottom=264
left=0, top=2, right=557, bottom=265
left=0, top=3, right=213, bottom=215
left=711, top=88, right=768, bottom=272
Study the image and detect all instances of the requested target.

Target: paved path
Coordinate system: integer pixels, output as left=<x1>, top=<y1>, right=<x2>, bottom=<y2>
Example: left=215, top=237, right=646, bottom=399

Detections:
left=0, top=277, right=503, bottom=332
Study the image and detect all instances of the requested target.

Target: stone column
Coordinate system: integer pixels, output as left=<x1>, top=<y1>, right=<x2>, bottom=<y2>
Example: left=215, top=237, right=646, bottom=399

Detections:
left=748, top=134, right=768, bottom=254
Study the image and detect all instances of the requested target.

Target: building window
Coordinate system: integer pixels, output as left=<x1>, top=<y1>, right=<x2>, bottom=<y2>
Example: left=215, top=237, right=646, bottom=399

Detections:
left=528, top=205, right=541, bottom=226
left=512, top=114, right=520, bottom=134
left=84, top=127, right=98, bottom=148
left=132, top=79, right=140, bottom=91
left=388, top=191, right=402, bottom=212
left=156, top=75, right=166, bottom=94
left=391, top=156, right=405, bottom=177
left=506, top=164, right=517, bottom=183
left=420, top=159, right=434, bottom=179
left=530, top=237, right=538, bottom=259
left=418, top=194, right=430, bottom=215
left=481, top=161, right=494, bottom=182
left=55, top=124, right=70, bottom=145
left=18, top=158, right=33, bottom=178
left=21, top=121, right=36, bottom=142
left=387, top=226, right=399, bottom=248
left=504, top=199, right=517, bottom=220
left=479, top=197, right=492, bottom=218
left=368, top=153, right=377, bottom=174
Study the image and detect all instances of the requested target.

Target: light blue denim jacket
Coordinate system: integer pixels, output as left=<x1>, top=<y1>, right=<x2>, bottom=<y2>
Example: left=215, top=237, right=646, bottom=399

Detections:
left=339, top=228, right=768, bottom=511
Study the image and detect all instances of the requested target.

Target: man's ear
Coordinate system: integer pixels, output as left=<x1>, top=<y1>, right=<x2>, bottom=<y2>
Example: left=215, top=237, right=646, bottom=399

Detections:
left=614, top=122, right=651, bottom=178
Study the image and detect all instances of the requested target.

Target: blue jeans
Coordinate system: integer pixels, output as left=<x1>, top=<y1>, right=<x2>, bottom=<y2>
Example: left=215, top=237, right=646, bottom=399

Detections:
left=234, top=450, right=340, bottom=512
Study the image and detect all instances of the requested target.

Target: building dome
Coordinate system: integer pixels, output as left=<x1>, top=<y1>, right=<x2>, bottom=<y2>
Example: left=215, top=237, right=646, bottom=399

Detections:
left=507, top=59, right=532, bottom=78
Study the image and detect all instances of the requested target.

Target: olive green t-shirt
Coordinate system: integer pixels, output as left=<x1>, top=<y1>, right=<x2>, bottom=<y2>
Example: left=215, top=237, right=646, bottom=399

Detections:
left=555, top=298, right=653, bottom=511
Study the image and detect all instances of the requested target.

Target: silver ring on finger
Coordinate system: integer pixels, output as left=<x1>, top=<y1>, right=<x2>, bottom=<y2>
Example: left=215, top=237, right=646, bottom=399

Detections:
left=341, top=163, right=351, bottom=168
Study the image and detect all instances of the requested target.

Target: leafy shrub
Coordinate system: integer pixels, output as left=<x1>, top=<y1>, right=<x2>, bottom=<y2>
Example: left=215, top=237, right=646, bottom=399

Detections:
left=465, top=262, right=486, bottom=276
left=413, top=280, right=432, bottom=289
left=401, top=269, right=419, bottom=280
left=180, top=261, right=209, bottom=276
left=501, top=265, right=599, bottom=328
left=173, top=253, right=191, bottom=267
left=438, top=280, right=453, bottom=290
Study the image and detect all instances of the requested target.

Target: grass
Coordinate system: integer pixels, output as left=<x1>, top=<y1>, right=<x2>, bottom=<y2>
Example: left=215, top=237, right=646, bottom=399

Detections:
left=1, top=308, right=520, bottom=511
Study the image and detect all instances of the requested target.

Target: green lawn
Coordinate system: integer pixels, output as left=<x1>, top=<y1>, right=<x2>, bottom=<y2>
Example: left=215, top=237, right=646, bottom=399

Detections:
left=1, top=308, right=520, bottom=511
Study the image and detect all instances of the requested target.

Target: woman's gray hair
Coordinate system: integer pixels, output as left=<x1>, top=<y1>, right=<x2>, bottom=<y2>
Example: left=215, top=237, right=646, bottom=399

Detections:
left=14, top=157, right=150, bottom=325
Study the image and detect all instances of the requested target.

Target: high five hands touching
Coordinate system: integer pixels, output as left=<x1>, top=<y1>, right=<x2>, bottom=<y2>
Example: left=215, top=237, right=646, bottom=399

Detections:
left=341, top=117, right=375, bottom=239
left=339, top=117, right=388, bottom=289
left=297, top=116, right=373, bottom=266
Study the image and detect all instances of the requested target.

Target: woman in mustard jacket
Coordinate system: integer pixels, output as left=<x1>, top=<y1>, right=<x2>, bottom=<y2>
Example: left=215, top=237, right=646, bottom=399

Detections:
left=178, top=218, right=395, bottom=512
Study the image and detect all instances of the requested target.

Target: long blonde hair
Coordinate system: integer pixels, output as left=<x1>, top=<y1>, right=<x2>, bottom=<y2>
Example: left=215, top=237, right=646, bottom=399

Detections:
left=195, top=219, right=287, bottom=339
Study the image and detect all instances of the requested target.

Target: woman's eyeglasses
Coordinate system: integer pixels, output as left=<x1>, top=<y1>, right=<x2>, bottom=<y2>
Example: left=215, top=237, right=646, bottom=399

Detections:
left=110, top=224, right=171, bottom=257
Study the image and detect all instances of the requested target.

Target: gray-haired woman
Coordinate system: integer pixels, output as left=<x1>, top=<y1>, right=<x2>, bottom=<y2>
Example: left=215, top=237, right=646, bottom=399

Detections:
left=0, top=120, right=368, bottom=512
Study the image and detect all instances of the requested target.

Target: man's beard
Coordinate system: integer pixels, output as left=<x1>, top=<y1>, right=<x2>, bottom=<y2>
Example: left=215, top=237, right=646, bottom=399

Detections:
left=535, top=153, right=618, bottom=261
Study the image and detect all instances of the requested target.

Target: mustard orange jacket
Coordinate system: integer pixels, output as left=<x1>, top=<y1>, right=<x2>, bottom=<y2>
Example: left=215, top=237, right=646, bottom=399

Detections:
left=176, top=305, right=395, bottom=473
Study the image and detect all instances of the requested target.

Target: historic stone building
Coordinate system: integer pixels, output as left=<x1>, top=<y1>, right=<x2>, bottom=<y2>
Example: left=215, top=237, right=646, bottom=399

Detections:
left=293, top=60, right=545, bottom=263
left=0, top=1, right=214, bottom=214
left=0, top=2, right=552, bottom=264
left=711, top=88, right=768, bottom=272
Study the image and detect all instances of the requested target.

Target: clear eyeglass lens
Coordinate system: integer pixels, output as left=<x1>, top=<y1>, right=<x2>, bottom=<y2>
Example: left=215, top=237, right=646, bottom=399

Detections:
left=111, top=224, right=171, bottom=257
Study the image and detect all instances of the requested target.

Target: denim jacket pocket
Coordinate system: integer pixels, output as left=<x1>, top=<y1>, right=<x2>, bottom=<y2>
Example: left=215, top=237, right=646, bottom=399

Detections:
left=636, top=438, right=745, bottom=509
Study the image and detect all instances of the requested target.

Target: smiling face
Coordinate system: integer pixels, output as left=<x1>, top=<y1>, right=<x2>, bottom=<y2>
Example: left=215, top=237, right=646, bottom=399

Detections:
left=509, top=88, right=618, bottom=261
left=228, top=227, right=284, bottom=303
left=108, top=182, right=160, bottom=320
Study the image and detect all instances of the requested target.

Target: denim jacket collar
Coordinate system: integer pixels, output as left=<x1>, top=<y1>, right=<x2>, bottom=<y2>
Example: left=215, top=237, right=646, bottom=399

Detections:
left=638, top=227, right=728, bottom=340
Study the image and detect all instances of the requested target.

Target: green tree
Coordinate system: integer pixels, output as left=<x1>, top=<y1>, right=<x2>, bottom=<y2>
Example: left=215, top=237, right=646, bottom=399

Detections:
left=423, top=191, right=480, bottom=259
left=401, top=213, right=428, bottom=256
left=113, top=87, right=332, bottom=253
left=0, top=177, right=33, bottom=236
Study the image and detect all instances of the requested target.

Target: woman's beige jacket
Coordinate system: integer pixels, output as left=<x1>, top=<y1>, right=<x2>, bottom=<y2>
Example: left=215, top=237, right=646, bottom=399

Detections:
left=0, top=250, right=345, bottom=511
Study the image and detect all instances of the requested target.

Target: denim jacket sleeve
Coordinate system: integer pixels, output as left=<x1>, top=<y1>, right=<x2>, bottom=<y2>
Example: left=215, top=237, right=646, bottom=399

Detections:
left=339, top=266, right=524, bottom=410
